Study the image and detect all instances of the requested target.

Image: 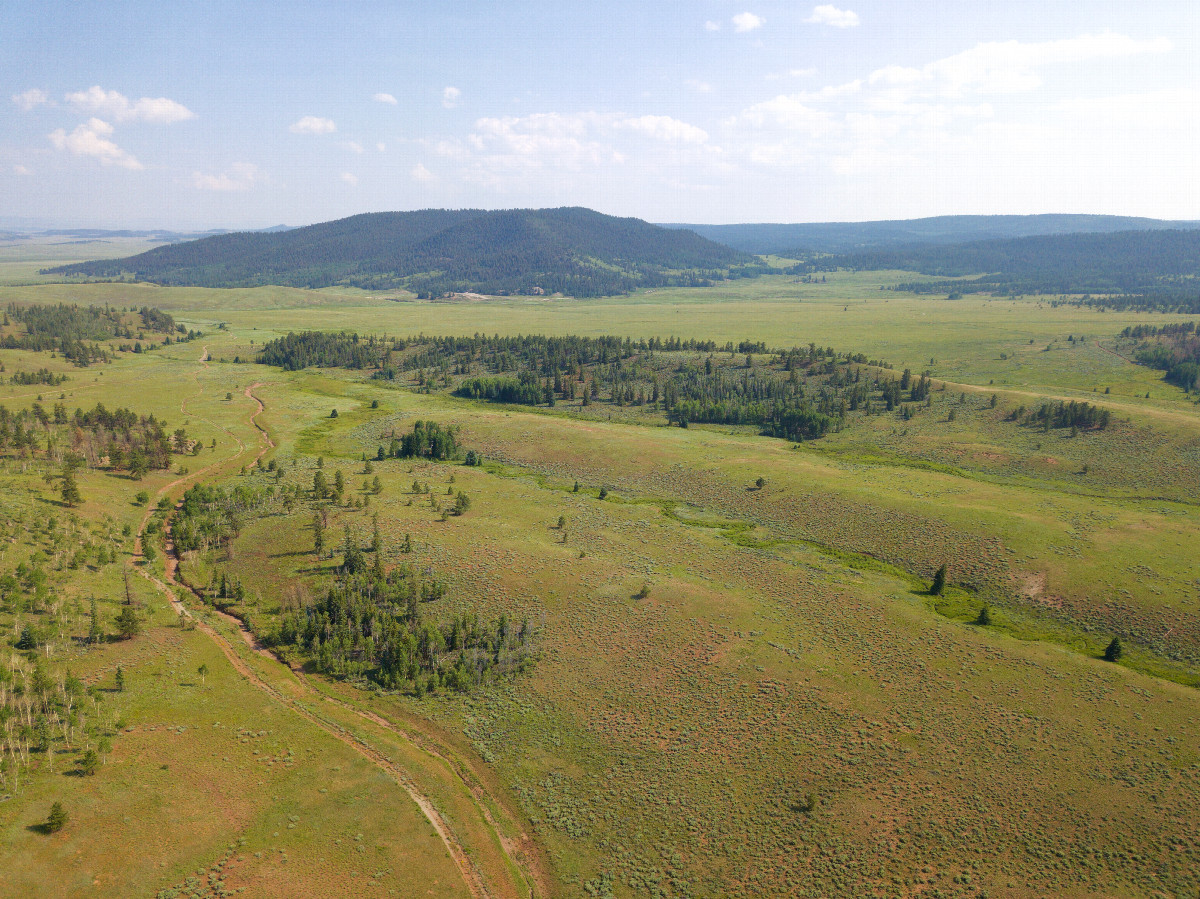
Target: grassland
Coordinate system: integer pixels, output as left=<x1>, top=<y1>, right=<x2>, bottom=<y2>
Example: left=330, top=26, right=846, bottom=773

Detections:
left=0, top=258, right=1198, bottom=898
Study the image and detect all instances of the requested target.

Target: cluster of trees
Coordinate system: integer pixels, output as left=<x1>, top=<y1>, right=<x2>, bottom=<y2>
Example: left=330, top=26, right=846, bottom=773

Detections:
left=256, top=331, right=387, bottom=371
left=1124, top=321, right=1200, bottom=392
left=0, top=401, right=189, bottom=476
left=2, top=303, right=189, bottom=365
left=48, top=207, right=766, bottom=297
left=391, top=420, right=461, bottom=460
left=8, top=368, right=67, bottom=386
left=1010, top=400, right=1112, bottom=432
left=172, top=483, right=272, bottom=554
left=270, top=563, right=534, bottom=694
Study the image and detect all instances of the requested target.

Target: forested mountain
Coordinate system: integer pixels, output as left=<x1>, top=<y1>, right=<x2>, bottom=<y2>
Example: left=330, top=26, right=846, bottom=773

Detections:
left=830, top=230, right=1200, bottom=312
left=667, top=215, right=1200, bottom=255
left=45, top=208, right=762, bottom=297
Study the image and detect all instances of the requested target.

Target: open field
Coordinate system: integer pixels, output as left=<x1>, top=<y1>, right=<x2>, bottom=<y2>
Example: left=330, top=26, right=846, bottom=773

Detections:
left=0, top=268, right=1198, bottom=897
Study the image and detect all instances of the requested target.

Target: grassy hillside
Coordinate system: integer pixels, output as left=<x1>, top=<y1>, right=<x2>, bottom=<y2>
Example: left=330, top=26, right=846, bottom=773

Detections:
left=0, top=272, right=1198, bottom=897
left=44, top=208, right=763, bottom=297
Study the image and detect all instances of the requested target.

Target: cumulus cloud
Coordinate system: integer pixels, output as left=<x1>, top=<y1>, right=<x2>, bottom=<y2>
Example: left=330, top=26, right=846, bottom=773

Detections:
left=289, top=115, right=336, bottom=134
left=619, top=115, right=708, bottom=144
left=192, top=162, right=258, bottom=191
left=685, top=79, right=713, bottom=93
left=49, top=118, right=142, bottom=169
left=442, top=86, right=461, bottom=108
left=704, top=20, right=721, bottom=32
left=340, top=172, right=359, bottom=186
left=342, top=140, right=364, bottom=154
left=13, top=88, right=47, bottom=111
left=376, top=141, right=387, bottom=152
left=14, top=164, right=32, bottom=176
left=411, top=163, right=435, bottom=183
left=373, top=92, right=398, bottom=105
left=732, top=12, right=764, bottom=33
left=806, top=5, right=859, bottom=28
left=724, top=28, right=1177, bottom=194
left=65, top=86, right=194, bottom=123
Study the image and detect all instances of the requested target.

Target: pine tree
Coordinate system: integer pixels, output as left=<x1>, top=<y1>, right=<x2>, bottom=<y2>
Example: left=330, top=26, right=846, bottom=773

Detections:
left=115, top=666, right=125, bottom=692
left=115, top=605, right=141, bottom=639
left=1104, top=637, right=1124, bottom=662
left=930, top=564, right=947, bottom=596
left=60, top=466, right=82, bottom=507
left=45, top=802, right=68, bottom=833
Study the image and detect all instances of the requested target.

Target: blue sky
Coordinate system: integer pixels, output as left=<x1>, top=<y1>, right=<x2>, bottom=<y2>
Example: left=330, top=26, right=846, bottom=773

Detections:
left=4, top=0, right=1199, bottom=228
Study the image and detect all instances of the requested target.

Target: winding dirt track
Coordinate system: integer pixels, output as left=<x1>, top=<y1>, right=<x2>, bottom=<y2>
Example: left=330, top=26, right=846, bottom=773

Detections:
left=129, top=349, right=541, bottom=899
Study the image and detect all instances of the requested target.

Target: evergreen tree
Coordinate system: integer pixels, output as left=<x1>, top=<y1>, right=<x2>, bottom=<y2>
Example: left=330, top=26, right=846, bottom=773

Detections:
left=45, top=802, right=68, bottom=833
left=1104, top=637, right=1124, bottom=662
left=930, top=564, right=947, bottom=596
left=115, top=666, right=125, bottom=691
left=60, top=466, right=82, bottom=507
left=115, top=605, right=141, bottom=639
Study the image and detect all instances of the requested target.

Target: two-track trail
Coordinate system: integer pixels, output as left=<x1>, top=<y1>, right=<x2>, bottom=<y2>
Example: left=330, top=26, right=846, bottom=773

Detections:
left=130, top=348, right=543, bottom=899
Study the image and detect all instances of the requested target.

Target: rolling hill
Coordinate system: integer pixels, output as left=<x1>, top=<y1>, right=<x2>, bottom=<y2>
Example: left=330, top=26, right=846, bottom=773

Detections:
left=667, top=214, right=1200, bottom=255
left=45, top=207, right=762, bottom=297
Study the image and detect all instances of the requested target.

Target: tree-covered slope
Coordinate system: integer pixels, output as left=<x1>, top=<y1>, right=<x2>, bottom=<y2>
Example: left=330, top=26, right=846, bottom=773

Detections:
left=667, top=214, right=1200, bottom=255
left=830, top=229, right=1200, bottom=311
left=46, top=208, right=762, bottom=297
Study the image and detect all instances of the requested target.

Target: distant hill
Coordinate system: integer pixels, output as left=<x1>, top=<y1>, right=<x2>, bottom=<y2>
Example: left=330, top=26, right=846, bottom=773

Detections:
left=46, top=208, right=761, bottom=297
left=665, top=215, right=1200, bottom=255
left=830, top=229, right=1200, bottom=312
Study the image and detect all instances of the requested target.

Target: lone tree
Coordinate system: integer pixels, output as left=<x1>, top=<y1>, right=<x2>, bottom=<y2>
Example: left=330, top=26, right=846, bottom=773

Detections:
left=198, top=663, right=208, bottom=685
left=930, top=564, right=947, bottom=596
left=1104, top=637, right=1124, bottom=662
left=115, top=605, right=141, bottom=640
left=79, top=749, right=100, bottom=776
left=45, top=802, right=68, bottom=833
left=115, top=666, right=125, bottom=692
left=976, top=604, right=993, bottom=626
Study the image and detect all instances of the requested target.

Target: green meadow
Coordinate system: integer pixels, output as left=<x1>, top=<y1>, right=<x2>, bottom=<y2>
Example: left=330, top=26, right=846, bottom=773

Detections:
left=0, top=248, right=1198, bottom=897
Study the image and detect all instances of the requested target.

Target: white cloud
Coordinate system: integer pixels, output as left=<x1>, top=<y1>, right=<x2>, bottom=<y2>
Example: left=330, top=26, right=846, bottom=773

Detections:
left=704, top=20, right=721, bottom=32
left=192, top=162, right=258, bottom=192
left=411, top=163, right=435, bottom=183
left=791, top=68, right=818, bottom=77
left=289, top=115, right=336, bottom=134
left=342, top=140, right=364, bottom=154
left=376, top=142, right=387, bottom=152
left=685, top=79, right=713, bottom=93
left=619, top=115, right=708, bottom=144
left=14, top=164, right=32, bottom=176
left=340, top=172, right=358, bottom=186
left=373, top=92, right=398, bottom=105
left=442, top=86, right=462, bottom=108
left=65, top=86, right=194, bottom=123
left=806, top=5, right=859, bottom=28
left=13, top=88, right=47, bottom=112
left=49, top=118, right=142, bottom=170
left=732, top=12, right=764, bottom=33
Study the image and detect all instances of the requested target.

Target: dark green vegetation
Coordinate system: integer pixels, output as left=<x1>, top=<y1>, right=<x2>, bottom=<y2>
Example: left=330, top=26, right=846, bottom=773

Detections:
left=836, top=230, right=1200, bottom=311
left=46, top=208, right=767, bottom=297
left=670, top=214, right=1200, bottom=254
left=261, top=331, right=898, bottom=443
left=1122, top=320, right=1200, bottom=392
left=2, top=301, right=189, bottom=364
left=271, top=565, right=534, bottom=693
left=0, top=401, right=193, bottom=477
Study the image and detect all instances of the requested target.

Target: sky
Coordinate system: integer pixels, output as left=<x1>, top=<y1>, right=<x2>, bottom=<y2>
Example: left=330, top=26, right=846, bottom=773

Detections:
left=4, top=0, right=1200, bottom=229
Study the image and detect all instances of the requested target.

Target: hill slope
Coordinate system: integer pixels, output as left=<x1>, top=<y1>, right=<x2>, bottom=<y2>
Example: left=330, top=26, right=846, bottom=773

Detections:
left=46, top=208, right=760, bottom=297
left=831, top=229, right=1200, bottom=309
left=667, top=214, right=1200, bottom=255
